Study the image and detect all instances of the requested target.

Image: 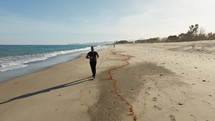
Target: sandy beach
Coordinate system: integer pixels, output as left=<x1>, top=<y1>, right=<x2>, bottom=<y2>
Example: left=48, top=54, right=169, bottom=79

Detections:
left=1, top=40, right=215, bottom=121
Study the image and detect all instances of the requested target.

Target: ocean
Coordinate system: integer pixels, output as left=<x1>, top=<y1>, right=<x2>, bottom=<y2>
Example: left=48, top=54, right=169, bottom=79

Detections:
left=0, top=44, right=104, bottom=82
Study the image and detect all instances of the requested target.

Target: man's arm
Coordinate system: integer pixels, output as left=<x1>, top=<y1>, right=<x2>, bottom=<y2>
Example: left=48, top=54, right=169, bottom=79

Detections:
left=96, top=52, right=99, bottom=58
left=86, top=53, right=90, bottom=59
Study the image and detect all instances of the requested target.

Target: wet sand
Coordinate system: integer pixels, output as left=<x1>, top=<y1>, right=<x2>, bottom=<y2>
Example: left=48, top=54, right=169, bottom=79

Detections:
left=1, top=40, right=215, bottom=121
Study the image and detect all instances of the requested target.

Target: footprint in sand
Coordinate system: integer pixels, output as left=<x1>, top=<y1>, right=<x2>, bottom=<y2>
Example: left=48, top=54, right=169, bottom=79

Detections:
left=154, top=105, right=162, bottom=110
left=153, top=97, right=157, bottom=101
left=169, top=115, right=176, bottom=121
left=145, top=91, right=150, bottom=95
left=178, top=102, right=183, bottom=105
left=190, top=114, right=197, bottom=119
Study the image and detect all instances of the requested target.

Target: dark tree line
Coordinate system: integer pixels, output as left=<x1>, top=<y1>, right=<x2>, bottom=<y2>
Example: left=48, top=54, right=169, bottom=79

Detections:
left=114, top=24, right=215, bottom=44
left=166, top=24, right=215, bottom=42
left=114, top=40, right=133, bottom=44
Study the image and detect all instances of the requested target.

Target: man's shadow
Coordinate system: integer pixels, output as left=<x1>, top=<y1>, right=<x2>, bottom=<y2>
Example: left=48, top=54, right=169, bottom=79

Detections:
left=0, top=77, right=94, bottom=105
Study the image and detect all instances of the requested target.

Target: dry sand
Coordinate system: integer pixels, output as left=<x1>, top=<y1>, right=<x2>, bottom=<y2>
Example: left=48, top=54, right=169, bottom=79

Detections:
left=1, top=40, right=215, bottom=121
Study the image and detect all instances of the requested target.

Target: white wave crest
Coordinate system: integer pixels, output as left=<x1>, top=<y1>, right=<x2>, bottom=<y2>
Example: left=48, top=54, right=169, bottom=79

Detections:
left=0, top=47, right=91, bottom=72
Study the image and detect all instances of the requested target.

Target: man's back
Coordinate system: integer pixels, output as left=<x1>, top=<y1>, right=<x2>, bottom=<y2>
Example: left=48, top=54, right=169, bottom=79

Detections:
left=87, top=51, right=99, bottom=62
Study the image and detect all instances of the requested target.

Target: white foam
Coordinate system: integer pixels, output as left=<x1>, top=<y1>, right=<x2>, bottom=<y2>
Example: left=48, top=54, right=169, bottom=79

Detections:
left=0, top=47, right=91, bottom=72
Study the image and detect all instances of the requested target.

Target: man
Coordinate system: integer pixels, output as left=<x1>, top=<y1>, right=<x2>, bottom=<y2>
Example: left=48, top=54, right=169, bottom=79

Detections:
left=86, top=46, right=99, bottom=78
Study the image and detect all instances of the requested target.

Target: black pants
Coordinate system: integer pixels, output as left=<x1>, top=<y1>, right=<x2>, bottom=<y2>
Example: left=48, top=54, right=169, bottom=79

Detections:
left=90, top=61, right=97, bottom=77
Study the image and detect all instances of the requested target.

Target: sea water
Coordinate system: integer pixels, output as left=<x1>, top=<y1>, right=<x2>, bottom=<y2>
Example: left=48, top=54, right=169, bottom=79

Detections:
left=0, top=44, right=104, bottom=82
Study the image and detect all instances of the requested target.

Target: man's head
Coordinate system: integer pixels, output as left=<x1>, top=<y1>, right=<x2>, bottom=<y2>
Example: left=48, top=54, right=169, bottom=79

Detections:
left=91, top=46, right=94, bottom=51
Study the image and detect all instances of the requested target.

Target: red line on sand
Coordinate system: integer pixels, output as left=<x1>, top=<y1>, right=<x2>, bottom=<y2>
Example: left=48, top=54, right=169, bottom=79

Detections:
left=102, top=52, right=137, bottom=121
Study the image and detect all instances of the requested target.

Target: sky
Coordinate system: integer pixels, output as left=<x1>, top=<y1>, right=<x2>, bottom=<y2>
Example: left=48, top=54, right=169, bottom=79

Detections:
left=0, top=0, right=215, bottom=45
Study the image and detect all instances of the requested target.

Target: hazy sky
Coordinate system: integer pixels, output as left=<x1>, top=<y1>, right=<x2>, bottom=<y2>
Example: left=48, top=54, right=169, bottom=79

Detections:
left=0, top=0, right=215, bottom=44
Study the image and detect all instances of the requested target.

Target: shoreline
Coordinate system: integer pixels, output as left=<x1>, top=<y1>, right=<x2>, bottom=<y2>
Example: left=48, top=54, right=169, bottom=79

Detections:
left=0, top=46, right=106, bottom=83
left=0, top=53, right=83, bottom=84
left=1, top=41, right=215, bottom=121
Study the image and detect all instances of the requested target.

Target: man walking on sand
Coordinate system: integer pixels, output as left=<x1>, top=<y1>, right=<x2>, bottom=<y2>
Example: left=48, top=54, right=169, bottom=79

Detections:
left=86, top=46, right=99, bottom=78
